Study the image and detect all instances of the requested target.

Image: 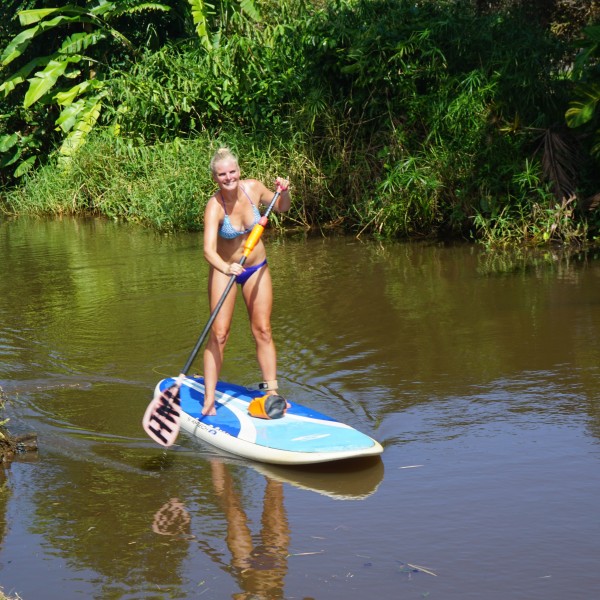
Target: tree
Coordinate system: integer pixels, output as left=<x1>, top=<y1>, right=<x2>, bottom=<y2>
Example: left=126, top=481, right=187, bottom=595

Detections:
left=0, top=0, right=263, bottom=183
left=0, top=1, right=171, bottom=179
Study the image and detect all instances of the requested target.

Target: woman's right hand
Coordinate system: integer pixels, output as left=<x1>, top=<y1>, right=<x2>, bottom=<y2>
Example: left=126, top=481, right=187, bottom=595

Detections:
left=275, top=177, right=290, bottom=192
left=227, top=262, right=244, bottom=277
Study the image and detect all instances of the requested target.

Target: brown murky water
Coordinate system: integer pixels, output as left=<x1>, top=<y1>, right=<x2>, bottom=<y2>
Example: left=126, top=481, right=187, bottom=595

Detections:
left=1, top=217, right=599, bottom=600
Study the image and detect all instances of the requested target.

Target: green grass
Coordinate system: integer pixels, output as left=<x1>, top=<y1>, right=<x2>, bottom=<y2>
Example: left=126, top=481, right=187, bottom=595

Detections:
left=2, top=132, right=322, bottom=232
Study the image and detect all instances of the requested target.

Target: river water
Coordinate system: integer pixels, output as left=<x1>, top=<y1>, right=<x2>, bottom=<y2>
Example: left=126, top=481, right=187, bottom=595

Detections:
left=0, top=217, right=599, bottom=600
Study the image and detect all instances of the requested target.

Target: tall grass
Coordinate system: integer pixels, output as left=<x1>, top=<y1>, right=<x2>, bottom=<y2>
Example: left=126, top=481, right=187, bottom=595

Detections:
left=3, top=132, right=322, bottom=232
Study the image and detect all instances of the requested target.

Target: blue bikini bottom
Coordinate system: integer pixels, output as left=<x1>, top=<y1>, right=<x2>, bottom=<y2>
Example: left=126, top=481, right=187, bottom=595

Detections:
left=236, top=259, right=267, bottom=286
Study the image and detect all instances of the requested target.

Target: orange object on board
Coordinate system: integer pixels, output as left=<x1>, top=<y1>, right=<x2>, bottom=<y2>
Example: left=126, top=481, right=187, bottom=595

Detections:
left=248, top=394, right=287, bottom=419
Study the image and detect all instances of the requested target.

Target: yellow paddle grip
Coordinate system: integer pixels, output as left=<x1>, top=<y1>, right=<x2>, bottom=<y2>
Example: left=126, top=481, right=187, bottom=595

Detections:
left=243, top=217, right=268, bottom=257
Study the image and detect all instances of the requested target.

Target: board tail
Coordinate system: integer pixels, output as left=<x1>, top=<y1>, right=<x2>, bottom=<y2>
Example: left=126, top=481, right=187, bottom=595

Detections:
left=142, top=376, right=183, bottom=446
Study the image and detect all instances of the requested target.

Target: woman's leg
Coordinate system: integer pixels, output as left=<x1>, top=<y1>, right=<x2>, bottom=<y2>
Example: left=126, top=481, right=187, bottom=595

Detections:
left=241, top=266, right=277, bottom=389
left=202, top=268, right=237, bottom=415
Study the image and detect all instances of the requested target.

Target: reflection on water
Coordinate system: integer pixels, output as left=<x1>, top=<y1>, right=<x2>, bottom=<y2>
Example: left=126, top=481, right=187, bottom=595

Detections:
left=152, top=497, right=192, bottom=538
left=253, top=456, right=384, bottom=500
left=210, top=460, right=289, bottom=600
left=150, top=460, right=290, bottom=599
left=1, top=218, right=600, bottom=599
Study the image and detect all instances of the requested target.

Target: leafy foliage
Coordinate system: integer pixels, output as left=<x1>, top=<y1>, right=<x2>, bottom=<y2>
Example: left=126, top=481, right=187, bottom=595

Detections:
left=2, top=0, right=600, bottom=246
left=566, top=25, right=600, bottom=158
left=0, top=1, right=171, bottom=179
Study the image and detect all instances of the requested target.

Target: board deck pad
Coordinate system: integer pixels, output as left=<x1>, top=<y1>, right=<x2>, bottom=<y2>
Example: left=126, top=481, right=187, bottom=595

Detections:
left=156, top=376, right=383, bottom=464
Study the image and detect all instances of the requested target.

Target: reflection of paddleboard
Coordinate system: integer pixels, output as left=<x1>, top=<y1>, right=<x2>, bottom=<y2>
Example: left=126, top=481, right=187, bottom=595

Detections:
left=253, top=456, right=385, bottom=500
left=155, top=377, right=383, bottom=465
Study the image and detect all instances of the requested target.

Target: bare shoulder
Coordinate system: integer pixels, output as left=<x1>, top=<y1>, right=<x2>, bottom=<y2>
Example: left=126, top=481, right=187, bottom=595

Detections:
left=242, top=178, right=272, bottom=204
left=204, top=193, right=223, bottom=218
left=241, top=178, right=262, bottom=192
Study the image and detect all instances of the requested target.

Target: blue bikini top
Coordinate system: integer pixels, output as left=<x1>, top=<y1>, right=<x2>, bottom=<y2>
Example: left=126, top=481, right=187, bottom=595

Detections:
left=218, top=185, right=261, bottom=239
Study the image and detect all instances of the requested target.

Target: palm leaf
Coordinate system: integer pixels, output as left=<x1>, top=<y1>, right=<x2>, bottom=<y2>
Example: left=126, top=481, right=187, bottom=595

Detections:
left=59, top=98, right=103, bottom=159
left=566, top=83, right=600, bottom=128
left=24, top=57, right=79, bottom=108
left=0, top=145, right=22, bottom=168
left=55, top=79, right=96, bottom=108
left=18, top=8, right=67, bottom=26
left=0, top=57, right=49, bottom=96
left=110, top=3, right=172, bottom=18
left=573, top=24, right=600, bottom=75
left=1, top=26, right=39, bottom=66
left=56, top=98, right=87, bottom=132
left=187, top=0, right=212, bottom=50
left=1, top=15, right=92, bottom=66
left=0, top=134, right=19, bottom=153
left=59, top=31, right=105, bottom=55
left=14, top=155, right=36, bottom=177
left=539, top=127, right=579, bottom=200
left=239, top=0, right=261, bottom=22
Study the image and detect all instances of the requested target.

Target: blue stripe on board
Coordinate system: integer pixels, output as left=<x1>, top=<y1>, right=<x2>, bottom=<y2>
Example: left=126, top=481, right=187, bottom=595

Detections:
left=213, top=379, right=339, bottom=422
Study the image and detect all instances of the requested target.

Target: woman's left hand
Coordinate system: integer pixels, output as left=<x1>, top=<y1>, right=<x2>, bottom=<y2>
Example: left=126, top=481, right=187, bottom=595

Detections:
left=275, top=177, right=290, bottom=192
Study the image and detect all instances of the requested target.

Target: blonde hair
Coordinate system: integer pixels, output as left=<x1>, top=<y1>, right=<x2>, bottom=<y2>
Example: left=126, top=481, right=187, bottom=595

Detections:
left=209, top=147, right=238, bottom=174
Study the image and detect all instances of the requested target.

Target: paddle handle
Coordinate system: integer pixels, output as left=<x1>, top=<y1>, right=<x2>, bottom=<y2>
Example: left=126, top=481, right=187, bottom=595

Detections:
left=180, top=191, right=281, bottom=375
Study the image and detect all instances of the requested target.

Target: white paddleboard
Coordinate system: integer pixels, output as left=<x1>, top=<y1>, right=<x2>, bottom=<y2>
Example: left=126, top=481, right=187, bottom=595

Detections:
left=155, top=376, right=383, bottom=465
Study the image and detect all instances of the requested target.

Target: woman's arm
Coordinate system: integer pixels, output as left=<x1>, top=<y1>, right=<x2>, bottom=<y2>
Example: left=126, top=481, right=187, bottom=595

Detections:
left=247, top=178, right=291, bottom=213
left=274, top=177, right=291, bottom=213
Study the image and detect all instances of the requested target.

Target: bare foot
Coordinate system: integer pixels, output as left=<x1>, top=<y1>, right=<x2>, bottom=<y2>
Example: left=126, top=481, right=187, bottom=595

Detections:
left=201, top=402, right=217, bottom=416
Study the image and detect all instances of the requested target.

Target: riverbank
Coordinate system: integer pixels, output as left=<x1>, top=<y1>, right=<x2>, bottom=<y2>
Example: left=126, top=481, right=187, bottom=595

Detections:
left=0, top=429, right=37, bottom=464
left=0, top=386, right=10, bottom=461
left=2, top=130, right=595, bottom=250
left=0, top=387, right=37, bottom=464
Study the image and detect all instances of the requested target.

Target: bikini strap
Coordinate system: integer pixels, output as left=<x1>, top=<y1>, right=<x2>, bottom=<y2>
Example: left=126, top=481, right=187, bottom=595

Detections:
left=220, top=186, right=254, bottom=211
left=239, top=183, right=257, bottom=209
left=219, top=193, right=229, bottom=215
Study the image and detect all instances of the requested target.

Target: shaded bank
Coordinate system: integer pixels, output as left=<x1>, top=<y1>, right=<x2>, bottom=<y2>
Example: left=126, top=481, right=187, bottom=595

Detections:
left=0, top=430, right=38, bottom=463
left=0, top=387, right=37, bottom=463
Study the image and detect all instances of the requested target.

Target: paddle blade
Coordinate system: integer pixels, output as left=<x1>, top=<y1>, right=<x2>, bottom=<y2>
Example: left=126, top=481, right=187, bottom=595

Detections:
left=142, top=378, right=183, bottom=447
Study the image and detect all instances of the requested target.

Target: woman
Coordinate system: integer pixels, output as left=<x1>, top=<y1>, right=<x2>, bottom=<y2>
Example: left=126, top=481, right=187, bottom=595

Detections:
left=202, top=147, right=291, bottom=416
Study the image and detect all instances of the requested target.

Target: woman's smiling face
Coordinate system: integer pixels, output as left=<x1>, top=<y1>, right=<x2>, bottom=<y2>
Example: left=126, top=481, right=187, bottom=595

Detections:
left=212, top=158, right=240, bottom=190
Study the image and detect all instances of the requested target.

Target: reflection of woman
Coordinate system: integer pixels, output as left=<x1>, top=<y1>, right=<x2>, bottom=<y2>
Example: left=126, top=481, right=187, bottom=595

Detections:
left=210, top=460, right=290, bottom=599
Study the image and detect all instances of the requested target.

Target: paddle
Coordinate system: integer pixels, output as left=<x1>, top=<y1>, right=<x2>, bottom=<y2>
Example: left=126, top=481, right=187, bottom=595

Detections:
left=142, top=190, right=281, bottom=447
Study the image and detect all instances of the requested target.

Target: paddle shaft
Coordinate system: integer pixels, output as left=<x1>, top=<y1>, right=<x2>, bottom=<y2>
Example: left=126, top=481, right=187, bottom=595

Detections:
left=180, top=190, right=281, bottom=375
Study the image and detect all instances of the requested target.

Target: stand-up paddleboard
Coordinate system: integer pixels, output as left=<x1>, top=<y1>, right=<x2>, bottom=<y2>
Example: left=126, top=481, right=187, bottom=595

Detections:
left=154, top=376, right=383, bottom=465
